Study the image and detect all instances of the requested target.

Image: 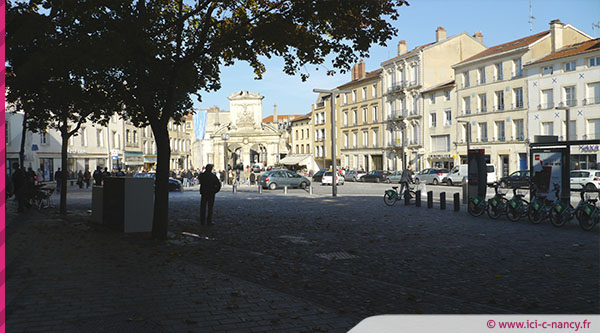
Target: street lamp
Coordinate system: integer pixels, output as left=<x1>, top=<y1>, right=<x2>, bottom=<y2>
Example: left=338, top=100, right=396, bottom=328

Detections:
left=221, top=133, right=230, bottom=185
left=313, top=88, right=351, bottom=197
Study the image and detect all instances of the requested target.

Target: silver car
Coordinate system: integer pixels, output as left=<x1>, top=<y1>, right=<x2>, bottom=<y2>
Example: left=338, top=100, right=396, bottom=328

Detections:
left=260, top=170, right=311, bottom=190
left=415, top=168, right=449, bottom=185
left=387, top=171, right=403, bottom=183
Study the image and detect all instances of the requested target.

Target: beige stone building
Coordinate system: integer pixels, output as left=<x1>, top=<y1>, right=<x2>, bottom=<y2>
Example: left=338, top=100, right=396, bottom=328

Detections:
left=290, top=113, right=312, bottom=155
left=312, top=93, right=335, bottom=169
left=453, top=19, right=590, bottom=177
left=123, top=121, right=144, bottom=172
left=381, top=27, right=486, bottom=172
left=338, top=62, right=384, bottom=171
left=421, top=81, right=457, bottom=169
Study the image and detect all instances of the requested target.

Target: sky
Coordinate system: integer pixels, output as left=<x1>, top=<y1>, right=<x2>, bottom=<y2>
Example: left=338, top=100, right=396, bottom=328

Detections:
left=193, top=0, right=600, bottom=118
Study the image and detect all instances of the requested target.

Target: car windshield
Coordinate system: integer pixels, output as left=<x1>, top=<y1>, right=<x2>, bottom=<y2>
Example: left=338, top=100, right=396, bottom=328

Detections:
left=486, top=166, right=494, bottom=173
left=324, top=172, right=333, bottom=176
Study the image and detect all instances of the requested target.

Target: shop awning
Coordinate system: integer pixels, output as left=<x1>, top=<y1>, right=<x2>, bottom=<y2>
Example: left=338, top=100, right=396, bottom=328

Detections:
left=279, top=154, right=313, bottom=165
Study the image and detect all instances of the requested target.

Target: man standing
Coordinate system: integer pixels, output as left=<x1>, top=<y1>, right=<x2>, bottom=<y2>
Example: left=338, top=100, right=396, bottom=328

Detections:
left=198, top=164, right=221, bottom=225
left=54, top=168, right=62, bottom=193
left=93, top=166, right=103, bottom=186
left=399, top=164, right=413, bottom=198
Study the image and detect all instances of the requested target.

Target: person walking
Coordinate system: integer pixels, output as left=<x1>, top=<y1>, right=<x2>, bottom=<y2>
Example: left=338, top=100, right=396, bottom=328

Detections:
left=199, top=164, right=221, bottom=225
left=77, top=170, right=84, bottom=188
left=399, top=164, right=414, bottom=198
left=54, top=168, right=62, bottom=193
left=84, top=169, right=91, bottom=188
left=36, top=168, right=44, bottom=184
left=93, top=166, right=103, bottom=186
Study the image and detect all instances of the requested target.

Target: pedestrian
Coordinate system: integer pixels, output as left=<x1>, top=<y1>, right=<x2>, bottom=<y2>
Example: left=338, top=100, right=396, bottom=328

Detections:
left=102, top=167, right=111, bottom=183
left=77, top=170, right=84, bottom=188
left=198, top=164, right=221, bottom=225
left=84, top=168, right=91, bottom=188
left=115, top=167, right=125, bottom=176
left=249, top=172, right=256, bottom=185
left=93, top=166, right=103, bottom=186
left=12, top=163, right=27, bottom=213
left=55, top=168, right=62, bottom=193
left=399, top=164, right=414, bottom=198
left=36, top=168, right=44, bottom=184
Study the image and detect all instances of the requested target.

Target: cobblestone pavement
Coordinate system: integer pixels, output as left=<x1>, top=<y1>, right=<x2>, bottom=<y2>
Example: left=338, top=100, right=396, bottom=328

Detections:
left=6, top=183, right=600, bottom=331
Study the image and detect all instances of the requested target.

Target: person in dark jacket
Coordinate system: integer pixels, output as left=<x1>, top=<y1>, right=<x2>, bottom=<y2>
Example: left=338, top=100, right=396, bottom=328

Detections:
left=399, top=164, right=413, bottom=198
left=84, top=169, right=91, bottom=188
left=93, top=166, right=103, bottom=186
left=54, top=168, right=62, bottom=193
left=12, top=163, right=27, bottom=212
left=199, top=164, right=221, bottom=225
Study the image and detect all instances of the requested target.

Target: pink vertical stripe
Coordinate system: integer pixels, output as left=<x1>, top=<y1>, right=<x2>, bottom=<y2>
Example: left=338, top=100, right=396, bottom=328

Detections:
left=1, top=0, right=6, bottom=331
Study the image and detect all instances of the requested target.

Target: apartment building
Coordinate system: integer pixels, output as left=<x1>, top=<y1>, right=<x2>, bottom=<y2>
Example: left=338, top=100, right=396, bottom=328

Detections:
left=123, top=121, right=144, bottom=171
left=290, top=113, right=312, bottom=155
left=312, top=93, right=334, bottom=169
left=421, top=81, right=456, bottom=169
left=338, top=61, right=383, bottom=171
left=454, top=19, right=590, bottom=177
left=168, top=117, right=192, bottom=170
left=525, top=37, right=600, bottom=170
left=381, top=27, right=486, bottom=171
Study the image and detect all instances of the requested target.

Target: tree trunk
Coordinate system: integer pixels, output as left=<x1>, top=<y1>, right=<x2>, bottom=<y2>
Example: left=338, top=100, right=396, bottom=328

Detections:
left=60, top=127, right=69, bottom=214
left=19, top=111, right=27, bottom=168
left=152, top=123, right=171, bottom=240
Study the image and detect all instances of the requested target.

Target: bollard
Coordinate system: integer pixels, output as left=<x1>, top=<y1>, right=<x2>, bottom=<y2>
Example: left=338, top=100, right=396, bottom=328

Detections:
left=415, top=190, right=421, bottom=207
left=440, top=192, right=446, bottom=210
left=284, top=186, right=288, bottom=194
left=309, top=185, right=313, bottom=195
left=258, top=185, right=262, bottom=193
left=427, top=191, right=433, bottom=208
left=233, top=184, right=237, bottom=193
left=462, top=180, right=468, bottom=204
left=453, top=192, right=460, bottom=212
left=404, top=190, right=410, bottom=205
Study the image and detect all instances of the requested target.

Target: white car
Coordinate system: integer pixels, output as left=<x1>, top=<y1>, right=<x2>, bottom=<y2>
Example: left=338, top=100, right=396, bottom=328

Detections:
left=444, top=164, right=497, bottom=185
left=321, top=171, right=345, bottom=185
left=570, top=169, right=600, bottom=191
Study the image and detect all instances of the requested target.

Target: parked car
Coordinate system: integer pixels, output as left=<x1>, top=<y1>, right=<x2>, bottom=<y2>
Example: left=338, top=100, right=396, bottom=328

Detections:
left=570, top=169, right=600, bottom=191
left=260, top=170, right=311, bottom=190
left=312, top=170, right=325, bottom=183
left=135, top=172, right=183, bottom=192
left=499, top=170, right=530, bottom=188
left=387, top=171, right=403, bottom=183
left=444, top=164, right=497, bottom=186
left=415, top=168, right=448, bottom=185
left=360, top=170, right=390, bottom=183
left=322, top=171, right=345, bottom=185
left=344, top=170, right=358, bottom=181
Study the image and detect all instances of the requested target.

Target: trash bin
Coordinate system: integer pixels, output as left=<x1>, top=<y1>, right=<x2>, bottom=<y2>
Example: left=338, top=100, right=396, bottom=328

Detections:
left=103, top=177, right=154, bottom=232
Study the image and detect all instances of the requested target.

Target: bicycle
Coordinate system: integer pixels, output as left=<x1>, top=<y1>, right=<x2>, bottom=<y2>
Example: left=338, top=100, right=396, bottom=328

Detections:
left=549, top=186, right=586, bottom=228
left=577, top=190, right=599, bottom=231
left=383, top=182, right=416, bottom=206
left=468, top=194, right=488, bottom=217
left=487, top=182, right=508, bottom=219
left=29, top=185, right=55, bottom=210
left=527, top=183, right=559, bottom=224
left=506, top=186, right=529, bottom=222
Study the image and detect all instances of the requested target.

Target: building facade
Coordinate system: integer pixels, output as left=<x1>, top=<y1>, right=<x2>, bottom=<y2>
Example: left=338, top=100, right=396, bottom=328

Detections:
left=421, top=81, right=457, bottom=169
left=290, top=113, right=312, bottom=155
left=312, top=93, right=334, bottom=169
left=454, top=20, right=590, bottom=177
left=338, top=62, right=384, bottom=171
left=381, top=27, right=486, bottom=171
left=526, top=37, right=600, bottom=170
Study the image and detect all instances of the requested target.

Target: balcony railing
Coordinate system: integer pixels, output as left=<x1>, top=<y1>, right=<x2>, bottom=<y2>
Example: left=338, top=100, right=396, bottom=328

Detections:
left=497, top=136, right=506, bottom=141
left=494, top=105, right=505, bottom=111
left=515, top=135, right=525, bottom=141
left=538, top=102, right=554, bottom=110
left=386, top=82, right=406, bottom=93
left=511, top=102, right=524, bottom=110
left=315, top=102, right=325, bottom=109
left=582, top=97, right=600, bottom=105
left=387, top=110, right=406, bottom=120
left=559, top=99, right=577, bottom=107
left=462, top=109, right=472, bottom=115
left=481, top=137, right=488, bottom=142
left=477, top=107, right=487, bottom=113
left=512, top=71, right=523, bottom=79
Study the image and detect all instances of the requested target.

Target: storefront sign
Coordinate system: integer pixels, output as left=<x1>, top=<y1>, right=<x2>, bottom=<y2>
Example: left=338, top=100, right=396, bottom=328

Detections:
left=579, top=145, right=599, bottom=152
left=429, top=154, right=453, bottom=159
left=68, top=149, right=87, bottom=154
left=110, top=149, right=119, bottom=157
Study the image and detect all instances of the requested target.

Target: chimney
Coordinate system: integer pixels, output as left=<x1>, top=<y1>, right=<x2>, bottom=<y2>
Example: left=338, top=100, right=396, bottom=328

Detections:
left=397, top=40, right=407, bottom=56
left=550, top=19, right=564, bottom=52
left=352, top=63, right=359, bottom=80
left=436, top=26, right=446, bottom=42
left=473, top=32, right=483, bottom=44
left=358, top=60, right=366, bottom=79
left=273, top=104, right=278, bottom=122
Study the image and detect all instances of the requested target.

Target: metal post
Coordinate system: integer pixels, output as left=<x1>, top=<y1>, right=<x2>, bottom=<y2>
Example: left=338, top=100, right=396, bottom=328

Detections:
left=453, top=192, right=460, bottom=212
left=309, top=185, right=313, bottom=195
left=284, top=186, right=288, bottom=194
left=440, top=192, right=446, bottom=210
left=462, top=181, right=468, bottom=204
left=404, top=191, right=410, bottom=205
left=330, top=93, right=337, bottom=197
left=427, top=191, right=433, bottom=208
left=415, top=190, right=421, bottom=207
left=258, top=184, right=262, bottom=193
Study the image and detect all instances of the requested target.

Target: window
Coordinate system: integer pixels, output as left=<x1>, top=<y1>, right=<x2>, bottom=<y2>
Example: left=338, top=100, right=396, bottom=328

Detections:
left=168, top=121, right=172, bottom=130
left=186, top=122, right=191, bottom=129
left=464, top=72, right=470, bottom=88
left=564, top=86, right=576, bottom=106
left=514, top=119, right=524, bottom=140
left=444, top=109, right=452, bottom=126
left=542, top=89, right=554, bottom=109
left=295, top=145, right=299, bottom=153
left=373, top=130, right=379, bottom=147
left=430, top=93, right=435, bottom=104
left=542, top=66, right=554, bottom=75
left=463, top=97, right=471, bottom=114
left=352, top=90, right=357, bottom=103
left=589, top=119, right=600, bottom=139
left=362, top=87, right=367, bottom=101
left=496, top=91, right=504, bottom=111
left=590, top=56, right=600, bottom=67
left=565, top=61, right=576, bottom=72
left=41, top=131, right=48, bottom=145
left=343, top=93, right=348, bottom=105
left=81, top=128, right=88, bottom=146
left=444, top=90, right=451, bottom=101
left=344, top=133, right=349, bottom=148
left=496, top=121, right=505, bottom=141
left=295, top=130, right=298, bottom=140
left=479, top=67, right=486, bottom=84
left=133, top=130, right=138, bottom=144
left=542, top=121, right=554, bottom=136
left=353, top=110, right=358, bottom=124
left=568, top=120, right=577, bottom=140
left=362, top=107, right=368, bottom=123
left=372, top=106, right=378, bottom=122
left=126, top=129, right=131, bottom=144
left=96, top=129, right=104, bottom=147
left=495, top=63, right=503, bottom=80
left=430, top=112, right=437, bottom=128
left=587, top=82, right=600, bottom=104
left=479, top=123, right=488, bottom=142
left=513, top=58, right=523, bottom=77
left=372, top=84, right=378, bottom=98
left=306, top=130, right=309, bottom=139
left=514, top=87, right=524, bottom=109
left=479, top=94, right=487, bottom=112
left=431, top=135, right=450, bottom=152
left=363, top=131, right=368, bottom=147
left=352, top=132, right=358, bottom=148
left=411, top=65, right=417, bottom=85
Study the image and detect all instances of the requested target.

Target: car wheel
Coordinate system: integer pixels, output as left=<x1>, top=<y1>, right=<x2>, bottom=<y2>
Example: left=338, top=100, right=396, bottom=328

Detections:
left=269, top=182, right=277, bottom=190
left=433, top=179, right=439, bottom=185
left=299, top=181, right=307, bottom=189
left=585, top=183, right=597, bottom=192
left=447, top=179, right=453, bottom=186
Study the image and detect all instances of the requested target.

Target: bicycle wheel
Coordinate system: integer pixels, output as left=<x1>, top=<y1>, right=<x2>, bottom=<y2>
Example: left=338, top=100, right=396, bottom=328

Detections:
left=506, top=205, right=521, bottom=222
left=468, top=200, right=485, bottom=217
left=487, top=198, right=505, bottom=220
left=383, top=193, right=396, bottom=206
left=527, top=206, right=544, bottom=224
left=550, top=205, right=572, bottom=227
left=578, top=210, right=597, bottom=231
